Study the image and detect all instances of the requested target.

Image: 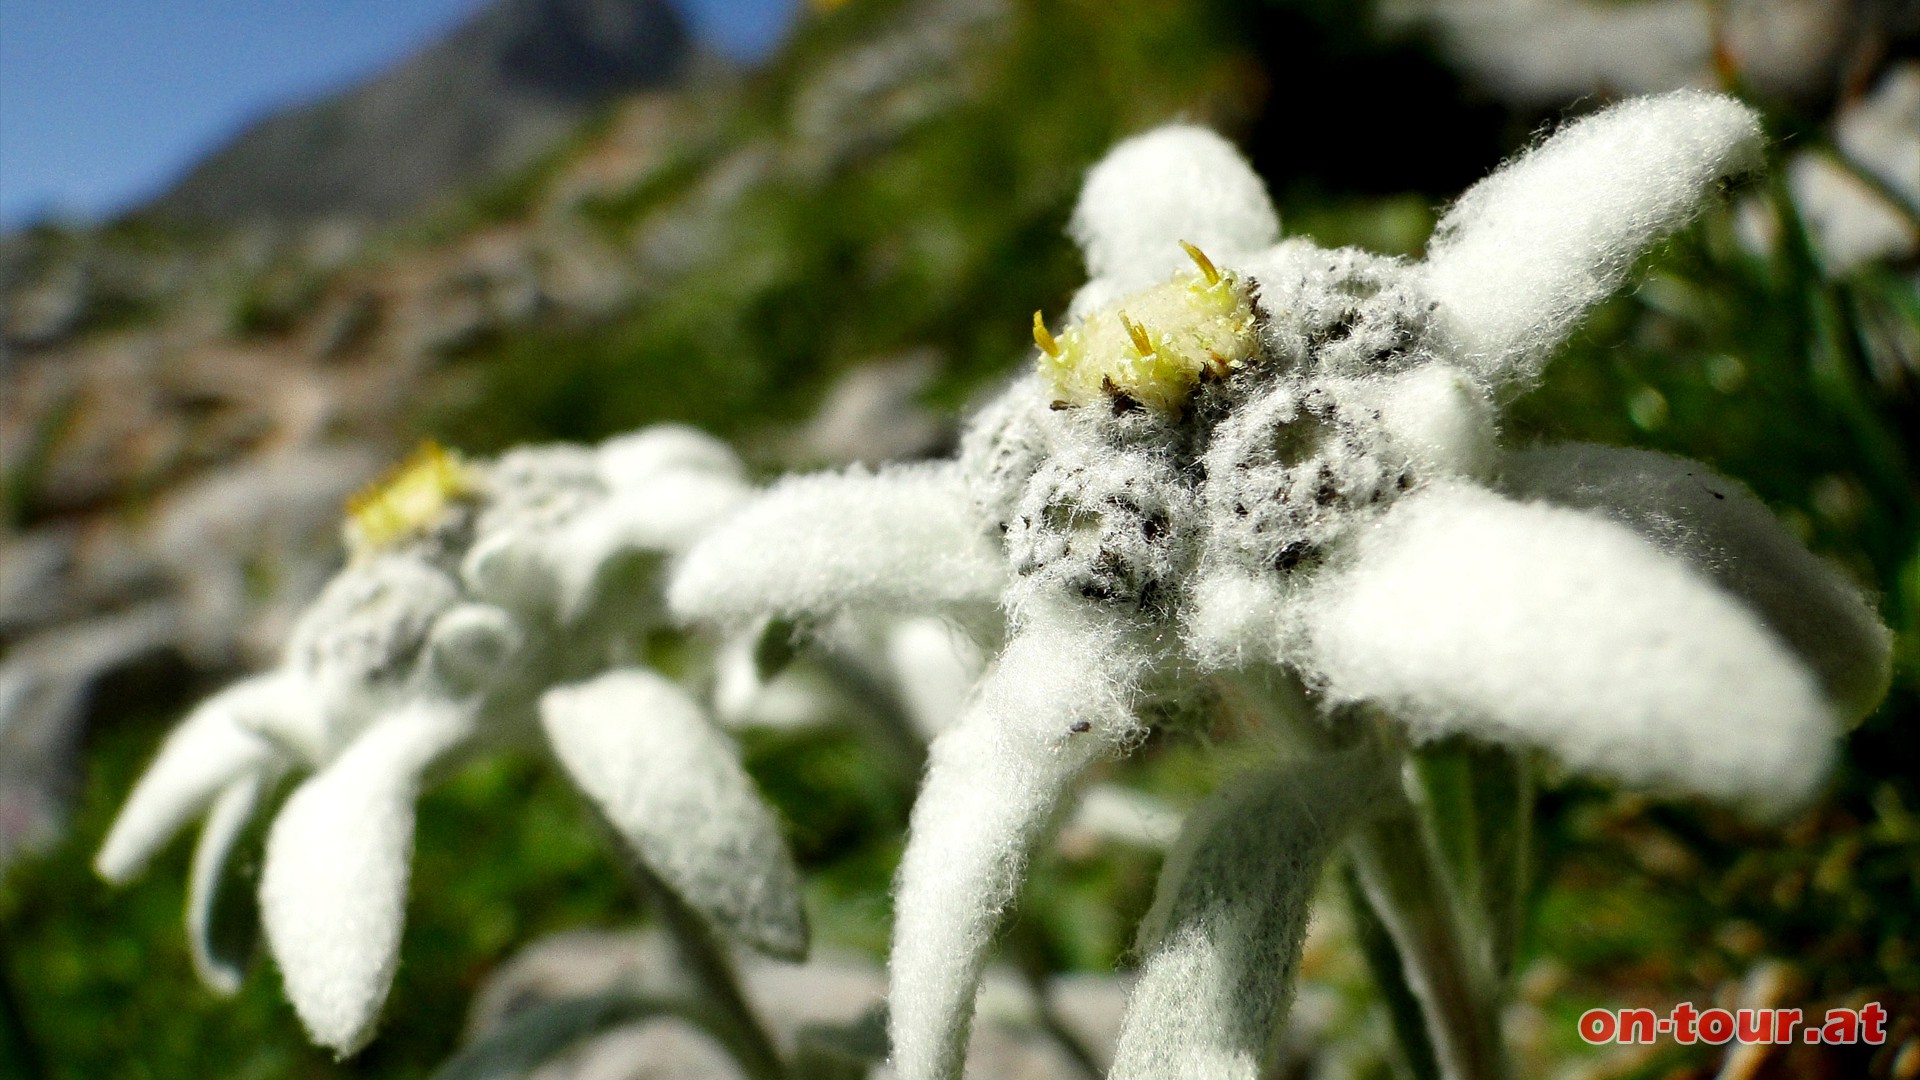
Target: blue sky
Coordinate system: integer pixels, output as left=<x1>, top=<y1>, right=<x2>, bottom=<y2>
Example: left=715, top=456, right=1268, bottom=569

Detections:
left=0, top=0, right=795, bottom=229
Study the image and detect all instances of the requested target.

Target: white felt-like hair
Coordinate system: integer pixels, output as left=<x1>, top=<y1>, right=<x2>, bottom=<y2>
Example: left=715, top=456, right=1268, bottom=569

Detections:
left=1500, top=443, right=1891, bottom=723
left=1069, top=125, right=1281, bottom=295
left=1304, top=483, right=1835, bottom=813
left=540, top=669, right=808, bottom=959
left=259, top=700, right=474, bottom=1055
left=888, top=607, right=1147, bottom=1080
left=669, top=463, right=1005, bottom=625
left=1109, top=750, right=1387, bottom=1080
left=1424, top=91, right=1763, bottom=385
left=187, top=772, right=276, bottom=996
left=595, top=425, right=745, bottom=491
left=422, top=603, right=525, bottom=695
left=95, top=673, right=290, bottom=883
left=1365, top=364, right=1499, bottom=482
left=541, top=472, right=750, bottom=622
left=1182, top=567, right=1297, bottom=672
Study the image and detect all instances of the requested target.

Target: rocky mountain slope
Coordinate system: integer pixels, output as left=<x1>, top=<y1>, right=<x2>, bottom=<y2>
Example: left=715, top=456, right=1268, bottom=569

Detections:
left=149, top=0, right=691, bottom=222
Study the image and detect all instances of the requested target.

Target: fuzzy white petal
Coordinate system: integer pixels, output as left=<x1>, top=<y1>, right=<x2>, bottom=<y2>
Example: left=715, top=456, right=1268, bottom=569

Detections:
left=889, top=610, right=1146, bottom=1080
left=96, top=673, right=291, bottom=883
left=595, top=425, right=745, bottom=491
left=187, top=772, right=277, bottom=996
left=1183, top=568, right=1297, bottom=672
left=423, top=603, right=525, bottom=694
left=1070, top=125, right=1281, bottom=294
left=1424, top=91, right=1763, bottom=383
left=1110, top=751, right=1385, bottom=1080
left=1366, top=364, right=1498, bottom=482
left=540, top=669, right=807, bottom=960
left=259, top=699, right=474, bottom=1055
left=1500, top=443, right=1892, bottom=722
left=547, top=471, right=750, bottom=620
left=669, top=463, right=1004, bottom=624
left=1304, top=483, right=1834, bottom=811
left=461, top=529, right=559, bottom=617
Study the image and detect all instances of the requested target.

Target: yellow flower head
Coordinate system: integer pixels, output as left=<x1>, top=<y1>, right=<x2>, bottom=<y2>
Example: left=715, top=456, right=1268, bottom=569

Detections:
left=1034, top=241, right=1259, bottom=414
left=344, top=442, right=478, bottom=558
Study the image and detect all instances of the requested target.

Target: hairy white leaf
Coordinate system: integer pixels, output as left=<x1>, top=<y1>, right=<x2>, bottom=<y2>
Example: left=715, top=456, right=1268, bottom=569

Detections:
left=596, top=425, right=745, bottom=491
left=670, top=462, right=1004, bottom=624
left=1305, top=483, right=1835, bottom=812
left=95, top=673, right=289, bottom=883
left=1111, top=750, right=1387, bottom=1080
left=1425, top=91, right=1763, bottom=383
left=888, top=608, right=1146, bottom=1080
left=187, top=771, right=277, bottom=996
left=1500, top=443, right=1892, bottom=722
left=259, top=699, right=474, bottom=1055
left=541, top=669, right=807, bottom=960
left=1070, top=125, right=1280, bottom=295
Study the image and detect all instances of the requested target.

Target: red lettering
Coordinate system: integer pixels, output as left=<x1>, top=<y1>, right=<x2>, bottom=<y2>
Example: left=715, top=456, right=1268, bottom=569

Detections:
left=1620, top=1008, right=1658, bottom=1044
left=1579, top=1009, right=1616, bottom=1044
left=1861, top=1003, right=1887, bottom=1045
left=1672, top=1002, right=1699, bottom=1044
left=1699, top=1008, right=1735, bottom=1045
left=1821, top=1008, right=1858, bottom=1044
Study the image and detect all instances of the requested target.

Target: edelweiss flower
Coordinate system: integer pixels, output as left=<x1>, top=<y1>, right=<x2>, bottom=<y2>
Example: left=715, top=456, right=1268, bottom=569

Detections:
left=97, top=427, right=807, bottom=1055
left=670, top=92, right=1892, bottom=1080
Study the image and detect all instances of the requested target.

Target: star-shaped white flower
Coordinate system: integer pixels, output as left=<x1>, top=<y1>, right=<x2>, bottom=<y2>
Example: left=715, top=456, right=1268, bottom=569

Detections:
left=669, top=91, right=1892, bottom=1080
left=97, top=427, right=807, bottom=1056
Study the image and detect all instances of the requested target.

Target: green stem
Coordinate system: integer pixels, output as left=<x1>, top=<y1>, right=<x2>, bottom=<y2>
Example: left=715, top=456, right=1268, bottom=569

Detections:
left=1346, top=788, right=1510, bottom=1080
left=811, top=650, right=930, bottom=782
left=604, top=830, right=788, bottom=1080
left=1766, top=160, right=1916, bottom=518
left=1341, top=866, right=1441, bottom=1080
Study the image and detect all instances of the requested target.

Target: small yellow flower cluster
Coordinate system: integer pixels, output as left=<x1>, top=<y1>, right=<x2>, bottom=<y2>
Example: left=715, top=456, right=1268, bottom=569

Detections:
left=1034, top=242, right=1259, bottom=414
left=343, top=442, right=477, bottom=558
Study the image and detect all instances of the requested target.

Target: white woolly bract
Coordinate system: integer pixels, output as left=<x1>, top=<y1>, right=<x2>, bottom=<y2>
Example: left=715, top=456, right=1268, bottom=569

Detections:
left=1424, top=91, right=1763, bottom=384
left=1365, top=364, right=1498, bottom=482
left=669, top=463, right=1004, bottom=624
left=422, top=603, right=524, bottom=694
left=1500, top=443, right=1892, bottom=723
left=1304, top=484, right=1835, bottom=811
left=1109, top=752, right=1385, bottom=1080
left=595, top=425, right=745, bottom=491
left=95, top=673, right=288, bottom=883
left=1069, top=125, right=1280, bottom=295
left=259, top=700, right=474, bottom=1055
left=1183, top=568, right=1295, bottom=672
left=187, top=773, right=274, bottom=996
left=888, top=609, right=1146, bottom=1080
left=539, top=669, right=807, bottom=960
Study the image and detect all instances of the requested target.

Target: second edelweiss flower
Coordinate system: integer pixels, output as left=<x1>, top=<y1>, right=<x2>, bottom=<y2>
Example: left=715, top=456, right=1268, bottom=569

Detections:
left=97, top=427, right=806, bottom=1056
left=670, top=92, right=1891, bottom=1080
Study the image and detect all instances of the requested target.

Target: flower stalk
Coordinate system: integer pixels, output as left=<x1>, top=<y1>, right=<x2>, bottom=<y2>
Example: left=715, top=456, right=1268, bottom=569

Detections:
left=1347, top=758, right=1515, bottom=1080
left=622, top=853, right=789, bottom=1080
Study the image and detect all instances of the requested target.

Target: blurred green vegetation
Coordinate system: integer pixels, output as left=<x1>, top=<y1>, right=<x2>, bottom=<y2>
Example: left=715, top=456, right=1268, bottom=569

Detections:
left=4, top=0, right=1917, bottom=1077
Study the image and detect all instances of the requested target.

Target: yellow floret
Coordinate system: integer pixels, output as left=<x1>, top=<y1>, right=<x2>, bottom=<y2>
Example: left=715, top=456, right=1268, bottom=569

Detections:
left=1036, top=242, right=1259, bottom=414
left=343, top=442, right=477, bottom=558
